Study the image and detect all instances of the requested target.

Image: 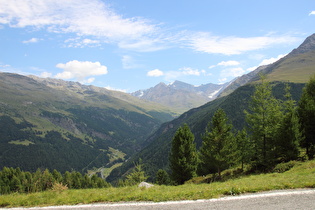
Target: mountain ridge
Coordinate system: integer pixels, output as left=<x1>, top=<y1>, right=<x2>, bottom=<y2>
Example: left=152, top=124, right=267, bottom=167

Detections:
left=0, top=72, right=176, bottom=173
left=131, top=80, right=230, bottom=113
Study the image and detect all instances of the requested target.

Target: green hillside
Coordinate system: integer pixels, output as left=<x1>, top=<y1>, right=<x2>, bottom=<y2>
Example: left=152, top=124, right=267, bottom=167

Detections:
left=107, top=34, right=315, bottom=183
left=265, top=51, right=315, bottom=83
left=107, top=82, right=306, bottom=182
left=0, top=72, right=176, bottom=173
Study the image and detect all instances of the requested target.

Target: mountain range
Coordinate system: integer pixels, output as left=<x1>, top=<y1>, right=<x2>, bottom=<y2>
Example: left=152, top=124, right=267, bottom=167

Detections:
left=0, top=73, right=176, bottom=173
left=131, top=81, right=230, bottom=113
left=0, top=33, right=314, bottom=182
left=107, top=33, right=315, bottom=183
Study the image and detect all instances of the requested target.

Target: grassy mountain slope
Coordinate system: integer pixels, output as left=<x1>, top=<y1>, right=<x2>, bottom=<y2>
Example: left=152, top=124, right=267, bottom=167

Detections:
left=107, top=83, right=305, bottom=182
left=0, top=72, right=176, bottom=173
left=107, top=33, right=315, bottom=183
left=218, top=33, right=315, bottom=97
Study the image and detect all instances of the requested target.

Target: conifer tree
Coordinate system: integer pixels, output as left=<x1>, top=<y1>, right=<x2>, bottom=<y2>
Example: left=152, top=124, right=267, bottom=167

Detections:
left=275, top=84, right=302, bottom=162
left=298, top=75, right=315, bottom=159
left=245, top=75, right=282, bottom=169
left=199, top=108, right=234, bottom=177
left=125, top=159, right=148, bottom=185
left=234, top=128, right=253, bottom=170
left=155, top=169, right=170, bottom=185
left=169, top=124, right=198, bottom=185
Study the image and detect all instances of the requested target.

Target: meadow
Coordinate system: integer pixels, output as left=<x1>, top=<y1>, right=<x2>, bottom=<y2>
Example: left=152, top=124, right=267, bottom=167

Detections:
left=1, top=160, right=314, bottom=208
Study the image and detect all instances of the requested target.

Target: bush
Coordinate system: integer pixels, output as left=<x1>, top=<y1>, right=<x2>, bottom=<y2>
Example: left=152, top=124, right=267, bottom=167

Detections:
left=51, top=182, right=68, bottom=193
left=272, top=161, right=300, bottom=173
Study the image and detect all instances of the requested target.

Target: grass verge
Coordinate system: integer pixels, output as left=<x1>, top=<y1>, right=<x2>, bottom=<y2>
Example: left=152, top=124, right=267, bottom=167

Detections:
left=1, top=160, right=314, bottom=208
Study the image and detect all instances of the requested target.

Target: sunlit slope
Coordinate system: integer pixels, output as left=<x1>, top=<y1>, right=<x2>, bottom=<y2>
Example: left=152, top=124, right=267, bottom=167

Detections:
left=265, top=51, right=315, bottom=83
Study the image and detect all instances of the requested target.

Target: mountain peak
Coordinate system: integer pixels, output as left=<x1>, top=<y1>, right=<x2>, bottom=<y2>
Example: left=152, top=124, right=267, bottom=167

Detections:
left=291, top=33, right=315, bottom=55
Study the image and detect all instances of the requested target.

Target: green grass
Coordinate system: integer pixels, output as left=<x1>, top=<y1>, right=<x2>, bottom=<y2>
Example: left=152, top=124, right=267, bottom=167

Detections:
left=1, top=160, right=314, bottom=208
left=8, top=140, right=34, bottom=146
left=266, top=51, right=315, bottom=83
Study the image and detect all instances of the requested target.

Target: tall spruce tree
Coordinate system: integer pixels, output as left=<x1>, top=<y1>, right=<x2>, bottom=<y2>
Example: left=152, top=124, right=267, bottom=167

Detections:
left=199, top=108, right=234, bottom=177
left=245, top=75, right=282, bottom=169
left=169, top=124, right=198, bottom=185
left=234, top=128, right=253, bottom=170
left=298, top=75, right=315, bottom=159
left=275, top=84, right=302, bottom=162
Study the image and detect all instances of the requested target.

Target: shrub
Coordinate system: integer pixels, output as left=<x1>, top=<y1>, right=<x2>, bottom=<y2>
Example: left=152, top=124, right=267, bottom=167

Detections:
left=272, top=161, right=300, bottom=173
left=51, top=182, right=68, bottom=193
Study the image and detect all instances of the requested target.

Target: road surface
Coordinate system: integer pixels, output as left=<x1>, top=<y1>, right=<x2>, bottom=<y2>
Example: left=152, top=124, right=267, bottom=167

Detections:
left=8, top=189, right=315, bottom=210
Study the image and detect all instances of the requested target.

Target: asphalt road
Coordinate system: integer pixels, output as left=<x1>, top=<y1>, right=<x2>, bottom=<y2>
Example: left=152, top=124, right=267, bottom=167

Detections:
left=8, top=189, right=315, bottom=210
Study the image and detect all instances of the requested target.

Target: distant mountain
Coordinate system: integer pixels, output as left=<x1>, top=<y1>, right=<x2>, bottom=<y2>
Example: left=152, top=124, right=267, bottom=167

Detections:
left=131, top=80, right=230, bottom=113
left=107, top=33, right=315, bottom=183
left=0, top=72, right=176, bottom=173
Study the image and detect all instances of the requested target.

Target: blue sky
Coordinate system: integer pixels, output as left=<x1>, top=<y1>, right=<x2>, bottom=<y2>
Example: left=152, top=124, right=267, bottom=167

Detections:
left=0, top=0, right=314, bottom=92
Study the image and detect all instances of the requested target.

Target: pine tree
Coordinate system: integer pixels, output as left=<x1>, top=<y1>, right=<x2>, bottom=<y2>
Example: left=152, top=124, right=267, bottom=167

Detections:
left=245, top=75, right=282, bottom=169
left=199, top=108, right=234, bottom=177
left=155, top=169, right=170, bottom=185
left=234, top=128, right=253, bottom=170
left=169, top=124, right=198, bottom=185
left=275, top=84, right=302, bottom=162
left=298, top=75, right=315, bottom=159
left=125, top=159, right=148, bottom=185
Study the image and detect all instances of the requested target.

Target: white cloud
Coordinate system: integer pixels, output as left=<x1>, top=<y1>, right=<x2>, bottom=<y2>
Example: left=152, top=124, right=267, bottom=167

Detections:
left=55, top=60, right=108, bottom=81
left=247, top=66, right=258, bottom=72
left=118, top=38, right=168, bottom=52
left=221, top=67, right=245, bottom=78
left=0, top=0, right=158, bottom=50
left=104, top=86, right=127, bottom=93
left=209, top=60, right=241, bottom=70
left=147, top=69, right=164, bottom=77
left=64, top=38, right=101, bottom=48
left=309, top=11, right=315, bottom=15
left=218, top=78, right=227, bottom=84
left=122, top=55, right=142, bottom=69
left=259, top=54, right=287, bottom=66
left=162, top=67, right=208, bottom=81
left=218, top=60, right=240, bottom=66
left=179, top=67, right=202, bottom=76
left=39, top=71, right=52, bottom=78
left=185, top=32, right=298, bottom=55
left=246, top=54, right=287, bottom=72
left=22, top=38, right=40, bottom=44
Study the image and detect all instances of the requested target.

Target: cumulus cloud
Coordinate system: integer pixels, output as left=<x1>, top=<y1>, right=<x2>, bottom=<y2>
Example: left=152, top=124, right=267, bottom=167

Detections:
left=104, top=86, right=127, bottom=93
left=259, top=54, right=287, bottom=66
left=309, top=11, right=315, bottom=15
left=147, top=69, right=164, bottom=77
left=55, top=60, right=108, bottom=82
left=221, top=67, right=246, bottom=78
left=247, top=54, right=287, bottom=72
left=210, top=60, right=241, bottom=69
left=162, top=67, right=208, bottom=81
left=22, top=38, right=40, bottom=44
left=218, top=60, right=240, bottom=66
left=39, top=71, right=52, bottom=78
left=184, top=32, right=298, bottom=55
left=0, top=0, right=158, bottom=50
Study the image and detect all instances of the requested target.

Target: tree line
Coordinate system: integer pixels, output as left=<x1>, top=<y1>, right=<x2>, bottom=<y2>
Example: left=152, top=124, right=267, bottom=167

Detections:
left=168, top=75, right=315, bottom=185
left=0, top=167, right=110, bottom=194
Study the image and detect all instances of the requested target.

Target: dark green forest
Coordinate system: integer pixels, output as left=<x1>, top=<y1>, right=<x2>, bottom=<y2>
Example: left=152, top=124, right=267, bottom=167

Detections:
left=0, top=116, right=110, bottom=173
left=0, top=167, right=110, bottom=194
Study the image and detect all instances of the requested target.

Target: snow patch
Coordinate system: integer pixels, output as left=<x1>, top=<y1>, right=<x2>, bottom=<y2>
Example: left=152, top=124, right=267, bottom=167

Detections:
left=208, top=88, right=223, bottom=99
